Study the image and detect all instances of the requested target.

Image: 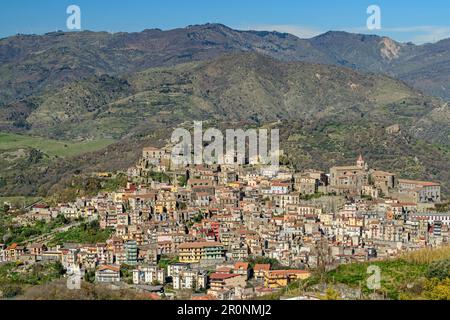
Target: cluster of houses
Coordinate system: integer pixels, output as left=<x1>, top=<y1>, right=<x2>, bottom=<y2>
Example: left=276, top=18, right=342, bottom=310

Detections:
left=131, top=261, right=309, bottom=299
left=1, top=146, right=448, bottom=300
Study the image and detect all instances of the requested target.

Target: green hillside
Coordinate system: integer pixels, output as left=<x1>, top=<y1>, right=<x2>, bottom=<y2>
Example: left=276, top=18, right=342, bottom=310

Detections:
left=0, top=53, right=449, bottom=197
left=0, top=133, right=114, bottom=157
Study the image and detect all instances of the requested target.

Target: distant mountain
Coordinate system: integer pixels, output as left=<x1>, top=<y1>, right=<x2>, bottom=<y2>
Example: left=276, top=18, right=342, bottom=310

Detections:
left=0, top=24, right=317, bottom=104
left=0, top=23, right=449, bottom=104
left=308, top=31, right=450, bottom=101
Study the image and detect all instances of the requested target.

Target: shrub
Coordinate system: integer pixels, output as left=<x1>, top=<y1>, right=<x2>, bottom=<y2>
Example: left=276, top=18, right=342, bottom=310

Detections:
left=424, top=278, right=450, bottom=300
left=1, top=284, right=23, bottom=298
left=426, top=259, right=450, bottom=280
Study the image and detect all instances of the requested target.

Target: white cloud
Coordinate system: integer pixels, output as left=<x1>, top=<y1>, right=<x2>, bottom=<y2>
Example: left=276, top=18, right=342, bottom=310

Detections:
left=385, top=26, right=450, bottom=44
left=238, top=24, right=450, bottom=44
left=239, top=24, right=324, bottom=39
left=350, top=25, right=450, bottom=43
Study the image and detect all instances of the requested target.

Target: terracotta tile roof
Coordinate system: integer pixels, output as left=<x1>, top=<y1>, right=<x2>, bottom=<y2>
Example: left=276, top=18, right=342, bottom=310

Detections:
left=33, top=204, right=49, bottom=209
left=234, top=262, right=249, bottom=270
left=209, top=273, right=239, bottom=280
left=144, top=293, right=162, bottom=300
left=398, top=179, right=440, bottom=187
left=216, top=267, right=233, bottom=273
left=6, top=243, right=18, bottom=250
left=28, top=243, right=45, bottom=249
left=268, top=269, right=310, bottom=276
left=178, top=241, right=222, bottom=249
left=254, top=264, right=271, bottom=272
left=97, top=265, right=120, bottom=272
left=143, top=147, right=161, bottom=152
left=191, top=295, right=217, bottom=300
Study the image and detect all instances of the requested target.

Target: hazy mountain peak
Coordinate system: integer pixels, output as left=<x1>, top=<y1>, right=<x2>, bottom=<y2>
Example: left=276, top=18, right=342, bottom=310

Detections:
left=313, top=30, right=354, bottom=38
left=311, top=30, right=394, bottom=44
left=186, top=23, right=233, bottom=31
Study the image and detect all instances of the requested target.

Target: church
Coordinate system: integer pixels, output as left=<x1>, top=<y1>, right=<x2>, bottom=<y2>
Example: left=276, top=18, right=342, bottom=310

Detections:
left=329, top=155, right=369, bottom=196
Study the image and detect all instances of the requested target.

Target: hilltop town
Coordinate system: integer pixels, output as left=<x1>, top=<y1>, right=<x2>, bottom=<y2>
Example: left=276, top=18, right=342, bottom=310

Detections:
left=0, top=145, right=448, bottom=300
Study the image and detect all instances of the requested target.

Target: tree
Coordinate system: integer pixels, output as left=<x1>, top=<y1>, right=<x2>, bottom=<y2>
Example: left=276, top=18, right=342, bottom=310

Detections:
left=424, top=278, right=450, bottom=300
left=89, top=219, right=100, bottom=230
left=152, top=280, right=161, bottom=286
left=1, top=284, right=23, bottom=298
left=426, top=258, right=450, bottom=280
left=27, top=149, right=44, bottom=165
left=84, top=270, right=96, bottom=283
left=315, top=237, right=333, bottom=281
left=0, top=176, right=7, bottom=188
left=324, top=287, right=340, bottom=300
left=2, top=234, right=11, bottom=243
left=54, top=214, right=69, bottom=226
left=178, top=175, right=187, bottom=187
left=178, top=202, right=187, bottom=210
left=53, top=261, right=66, bottom=276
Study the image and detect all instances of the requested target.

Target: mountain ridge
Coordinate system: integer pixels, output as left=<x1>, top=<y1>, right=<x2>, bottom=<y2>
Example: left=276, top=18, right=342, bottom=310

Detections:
left=0, top=23, right=449, bottom=104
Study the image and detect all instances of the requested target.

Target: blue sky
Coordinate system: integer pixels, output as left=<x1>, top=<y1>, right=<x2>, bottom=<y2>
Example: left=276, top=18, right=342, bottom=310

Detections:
left=0, top=0, right=449, bottom=44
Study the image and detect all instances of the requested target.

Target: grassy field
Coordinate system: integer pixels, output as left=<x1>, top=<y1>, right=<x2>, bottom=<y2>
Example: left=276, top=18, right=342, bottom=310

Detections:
left=47, top=221, right=114, bottom=246
left=0, top=133, right=115, bottom=157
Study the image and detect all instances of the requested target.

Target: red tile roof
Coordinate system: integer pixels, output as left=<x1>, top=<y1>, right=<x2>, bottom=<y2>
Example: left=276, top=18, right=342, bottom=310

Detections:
left=191, top=295, right=217, bottom=301
left=254, top=264, right=270, bottom=272
left=6, top=243, right=18, bottom=250
left=234, top=262, right=249, bottom=270
left=268, top=269, right=310, bottom=276
left=97, top=265, right=120, bottom=272
left=209, top=273, right=239, bottom=280
left=178, top=241, right=222, bottom=249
